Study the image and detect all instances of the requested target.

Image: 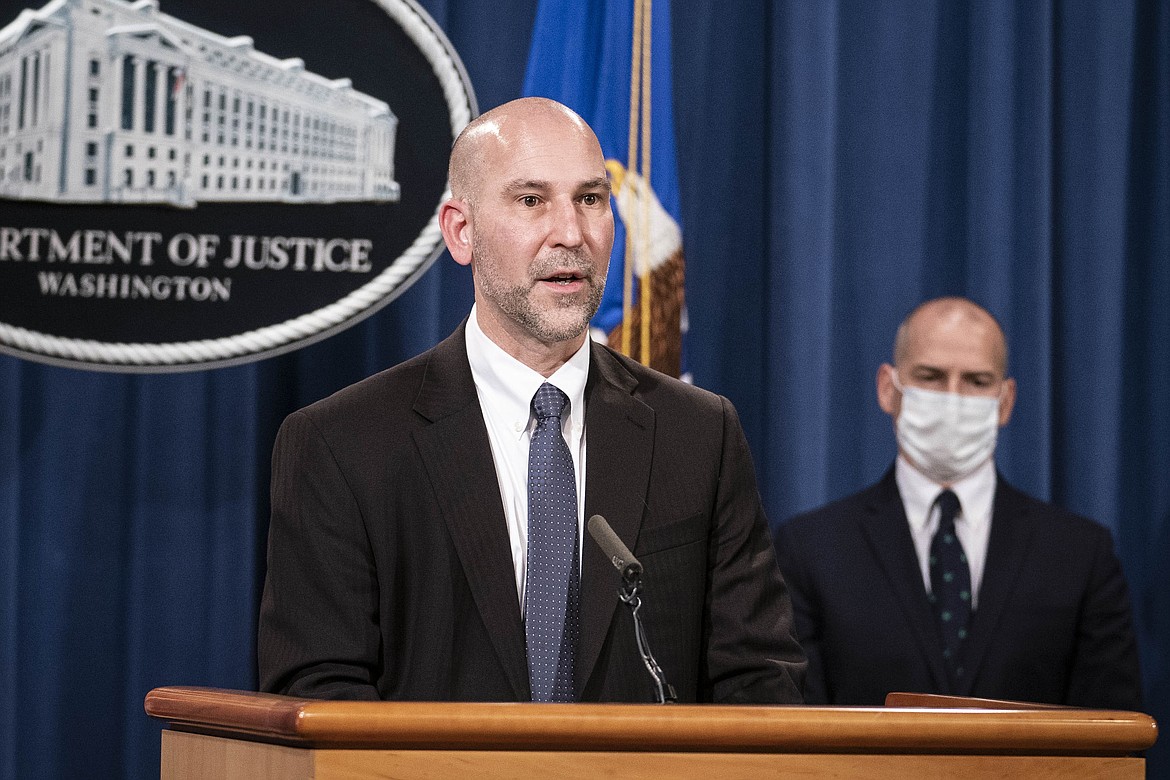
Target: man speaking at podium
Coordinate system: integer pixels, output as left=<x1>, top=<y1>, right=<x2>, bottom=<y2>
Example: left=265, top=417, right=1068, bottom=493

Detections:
left=257, top=98, right=805, bottom=704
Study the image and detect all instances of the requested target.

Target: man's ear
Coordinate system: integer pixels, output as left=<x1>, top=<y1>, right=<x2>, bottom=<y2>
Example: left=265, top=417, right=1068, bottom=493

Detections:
left=998, top=377, right=1017, bottom=427
left=439, top=198, right=473, bottom=266
left=877, top=363, right=900, bottom=417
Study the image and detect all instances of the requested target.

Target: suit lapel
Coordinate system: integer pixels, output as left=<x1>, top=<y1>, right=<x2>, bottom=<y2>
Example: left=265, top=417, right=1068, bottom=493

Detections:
left=411, top=325, right=530, bottom=700
left=956, top=476, right=1035, bottom=695
left=858, top=470, right=952, bottom=693
left=576, top=344, right=654, bottom=696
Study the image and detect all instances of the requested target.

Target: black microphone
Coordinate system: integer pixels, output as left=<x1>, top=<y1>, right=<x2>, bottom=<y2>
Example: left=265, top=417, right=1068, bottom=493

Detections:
left=587, top=514, right=677, bottom=704
left=587, top=514, right=643, bottom=584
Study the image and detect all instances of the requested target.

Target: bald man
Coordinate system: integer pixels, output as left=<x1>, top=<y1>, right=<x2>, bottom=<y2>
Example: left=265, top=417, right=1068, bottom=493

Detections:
left=258, top=98, right=805, bottom=703
left=774, top=297, right=1142, bottom=708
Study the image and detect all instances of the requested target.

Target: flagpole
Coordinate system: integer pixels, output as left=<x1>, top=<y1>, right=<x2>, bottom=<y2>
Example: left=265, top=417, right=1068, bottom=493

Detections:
left=638, top=0, right=653, bottom=366
left=621, top=0, right=645, bottom=359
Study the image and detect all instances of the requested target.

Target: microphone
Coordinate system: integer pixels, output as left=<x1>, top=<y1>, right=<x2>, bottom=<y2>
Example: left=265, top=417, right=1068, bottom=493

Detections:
left=587, top=514, right=643, bottom=584
left=587, top=514, right=677, bottom=704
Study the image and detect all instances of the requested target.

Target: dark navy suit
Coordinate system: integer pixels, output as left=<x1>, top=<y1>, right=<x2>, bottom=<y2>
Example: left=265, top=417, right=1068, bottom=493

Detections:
left=774, top=468, right=1142, bottom=709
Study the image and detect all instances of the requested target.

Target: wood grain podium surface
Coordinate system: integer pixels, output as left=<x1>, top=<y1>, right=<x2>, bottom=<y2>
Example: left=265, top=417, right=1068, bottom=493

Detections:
left=145, top=686, right=1157, bottom=779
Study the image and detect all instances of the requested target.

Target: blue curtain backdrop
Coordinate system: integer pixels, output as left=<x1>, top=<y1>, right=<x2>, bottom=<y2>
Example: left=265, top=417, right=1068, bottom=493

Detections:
left=2, top=1, right=1167, bottom=777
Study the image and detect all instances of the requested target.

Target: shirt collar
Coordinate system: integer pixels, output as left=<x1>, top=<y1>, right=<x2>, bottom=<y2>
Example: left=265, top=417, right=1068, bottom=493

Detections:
left=895, top=454, right=997, bottom=531
left=465, top=304, right=591, bottom=438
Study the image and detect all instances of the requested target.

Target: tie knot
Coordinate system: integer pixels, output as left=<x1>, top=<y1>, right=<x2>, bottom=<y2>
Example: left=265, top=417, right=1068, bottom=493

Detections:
left=935, top=489, right=961, bottom=526
left=532, top=382, right=569, bottom=422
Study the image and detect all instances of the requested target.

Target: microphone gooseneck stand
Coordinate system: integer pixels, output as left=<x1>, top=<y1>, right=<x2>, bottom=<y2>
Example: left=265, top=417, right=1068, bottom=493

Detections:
left=587, top=513, right=677, bottom=704
left=617, top=570, right=677, bottom=704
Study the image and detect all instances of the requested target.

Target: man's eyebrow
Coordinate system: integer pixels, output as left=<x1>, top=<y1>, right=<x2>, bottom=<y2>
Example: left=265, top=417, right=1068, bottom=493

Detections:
left=580, top=176, right=612, bottom=193
left=503, top=179, right=551, bottom=195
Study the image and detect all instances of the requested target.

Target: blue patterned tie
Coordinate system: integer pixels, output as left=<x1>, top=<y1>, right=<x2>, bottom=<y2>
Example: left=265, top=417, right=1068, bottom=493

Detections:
left=525, top=383, right=579, bottom=702
left=928, top=489, right=972, bottom=687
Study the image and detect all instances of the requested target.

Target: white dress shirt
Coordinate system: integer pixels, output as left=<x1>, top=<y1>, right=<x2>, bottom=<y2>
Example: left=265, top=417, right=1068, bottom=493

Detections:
left=465, top=305, right=590, bottom=614
left=895, top=454, right=995, bottom=610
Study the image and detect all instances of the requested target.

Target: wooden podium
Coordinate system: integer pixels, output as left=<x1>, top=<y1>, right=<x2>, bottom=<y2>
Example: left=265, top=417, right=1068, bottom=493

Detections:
left=145, top=687, right=1157, bottom=779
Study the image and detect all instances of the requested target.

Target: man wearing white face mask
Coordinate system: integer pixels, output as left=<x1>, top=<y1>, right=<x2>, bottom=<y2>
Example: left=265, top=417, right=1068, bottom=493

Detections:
left=774, top=297, right=1143, bottom=709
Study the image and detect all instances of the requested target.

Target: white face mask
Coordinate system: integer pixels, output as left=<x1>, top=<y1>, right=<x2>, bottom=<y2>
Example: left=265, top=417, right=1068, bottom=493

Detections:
left=892, top=372, right=1001, bottom=484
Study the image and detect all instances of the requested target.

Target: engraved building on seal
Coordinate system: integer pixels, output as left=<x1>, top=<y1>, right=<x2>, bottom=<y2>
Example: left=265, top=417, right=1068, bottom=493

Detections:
left=0, top=0, right=400, bottom=207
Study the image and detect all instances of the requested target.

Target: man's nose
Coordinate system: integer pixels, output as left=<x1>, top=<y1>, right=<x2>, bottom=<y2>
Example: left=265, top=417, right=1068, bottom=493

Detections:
left=548, top=200, right=585, bottom=247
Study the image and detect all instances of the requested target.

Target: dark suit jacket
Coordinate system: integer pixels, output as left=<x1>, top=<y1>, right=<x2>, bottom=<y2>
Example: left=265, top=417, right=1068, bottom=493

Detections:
left=773, top=467, right=1143, bottom=709
left=258, top=324, right=805, bottom=703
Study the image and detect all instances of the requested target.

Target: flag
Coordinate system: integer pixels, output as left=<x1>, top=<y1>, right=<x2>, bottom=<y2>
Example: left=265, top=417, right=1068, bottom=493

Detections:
left=523, top=0, right=687, bottom=378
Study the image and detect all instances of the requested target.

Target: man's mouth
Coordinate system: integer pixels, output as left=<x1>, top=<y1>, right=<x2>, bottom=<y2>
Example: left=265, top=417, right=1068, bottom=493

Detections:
left=541, top=272, right=586, bottom=285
